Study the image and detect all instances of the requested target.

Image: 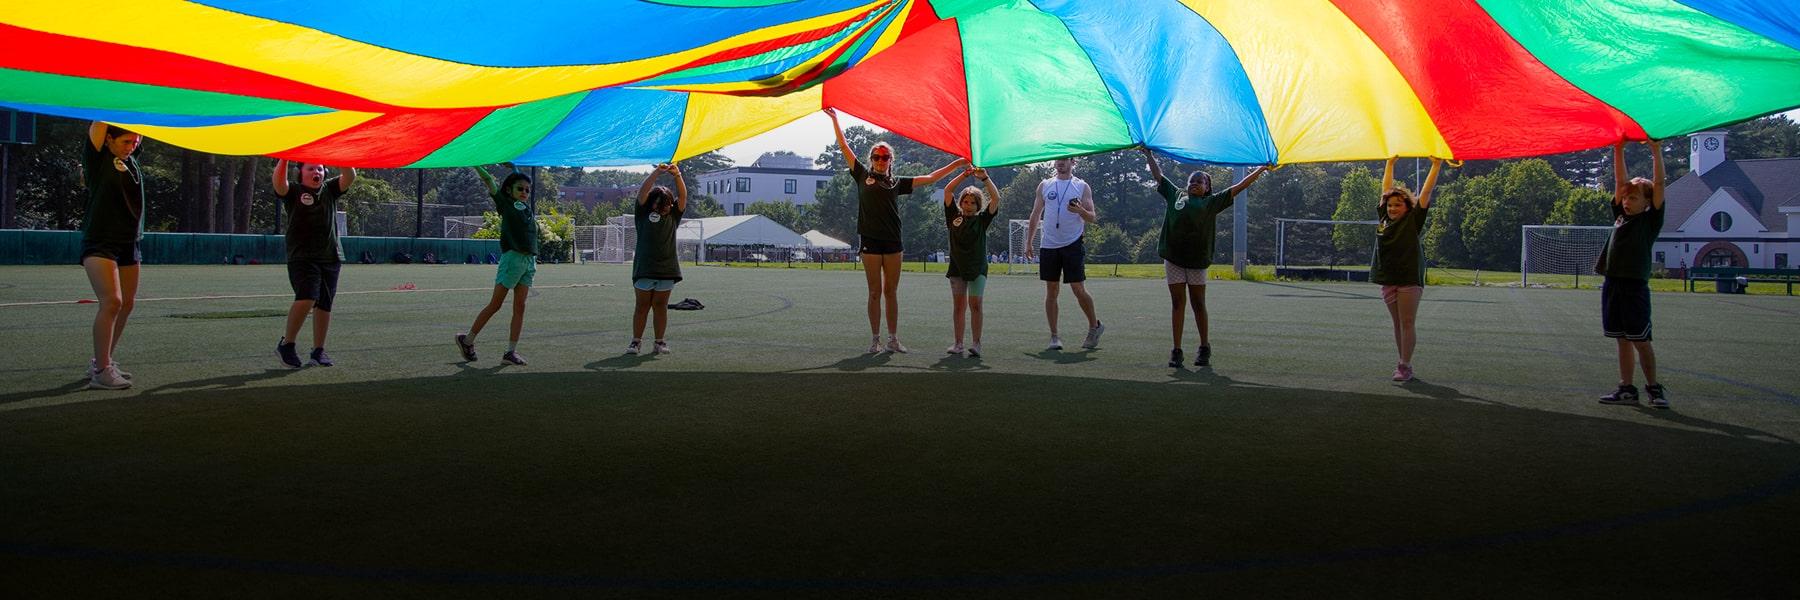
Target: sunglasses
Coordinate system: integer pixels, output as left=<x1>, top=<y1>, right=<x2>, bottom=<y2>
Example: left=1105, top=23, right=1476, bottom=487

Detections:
left=871, top=154, right=893, bottom=162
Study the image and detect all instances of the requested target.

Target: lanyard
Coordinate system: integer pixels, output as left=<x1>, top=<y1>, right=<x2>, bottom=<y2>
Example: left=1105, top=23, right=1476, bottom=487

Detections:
left=1054, top=178, right=1075, bottom=229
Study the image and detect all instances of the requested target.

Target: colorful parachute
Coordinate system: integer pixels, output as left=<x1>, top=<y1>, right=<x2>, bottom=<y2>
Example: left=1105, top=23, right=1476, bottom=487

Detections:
left=3, top=0, right=1798, bottom=167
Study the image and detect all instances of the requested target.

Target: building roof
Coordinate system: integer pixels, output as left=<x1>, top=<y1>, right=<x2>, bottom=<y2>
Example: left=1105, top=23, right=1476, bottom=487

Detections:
left=1662, top=157, right=1800, bottom=234
left=700, top=166, right=835, bottom=177
left=678, top=215, right=809, bottom=247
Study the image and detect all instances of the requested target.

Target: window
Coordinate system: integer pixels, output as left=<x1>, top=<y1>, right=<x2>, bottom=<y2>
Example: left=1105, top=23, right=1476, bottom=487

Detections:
left=736, top=177, right=751, bottom=192
left=1655, top=251, right=1665, bottom=265
left=1753, top=243, right=1759, bottom=254
left=1710, top=211, right=1732, bottom=232
left=785, top=179, right=798, bottom=194
left=1702, top=247, right=1738, bottom=267
left=817, top=180, right=827, bottom=190
left=1778, top=254, right=1789, bottom=269
left=732, top=203, right=745, bottom=215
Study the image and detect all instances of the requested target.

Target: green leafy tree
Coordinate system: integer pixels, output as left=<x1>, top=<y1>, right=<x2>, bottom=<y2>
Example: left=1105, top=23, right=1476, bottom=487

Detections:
left=1546, top=186, right=1613, bottom=226
left=1331, top=166, right=1379, bottom=260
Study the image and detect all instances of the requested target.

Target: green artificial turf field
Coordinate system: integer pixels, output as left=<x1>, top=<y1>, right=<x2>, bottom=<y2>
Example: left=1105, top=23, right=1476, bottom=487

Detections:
left=2, top=263, right=1797, bottom=598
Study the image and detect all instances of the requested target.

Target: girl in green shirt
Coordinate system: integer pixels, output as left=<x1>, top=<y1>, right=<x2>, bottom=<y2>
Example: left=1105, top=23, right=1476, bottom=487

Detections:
left=626, top=164, right=688, bottom=356
left=940, top=168, right=1001, bottom=357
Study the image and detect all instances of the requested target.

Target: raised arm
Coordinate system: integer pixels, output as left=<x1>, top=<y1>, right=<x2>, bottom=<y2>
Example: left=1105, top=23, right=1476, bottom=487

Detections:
left=335, top=167, right=357, bottom=193
left=1382, top=157, right=1397, bottom=195
left=272, top=158, right=289, bottom=197
left=1140, top=147, right=1163, bottom=183
left=473, top=165, right=498, bottom=197
left=1648, top=139, right=1665, bottom=210
left=87, top=121, right=107, bottom=152
left=670, top=163, right=689, bottom=213
left=637, top=164, right=667, bottom=206
left=1227, top=165, right=1269, bottom=198
left=824, top=108, right=856, bottom=170
left=912, top=157, right=970, bottom=187
left=942, top=169, right=972, bottom=207
left=1612, top=142, right=1628, bottom=203
left=1416, top=158, right=1443, bottom=208
left=978, top=169, right=1000, bottom=213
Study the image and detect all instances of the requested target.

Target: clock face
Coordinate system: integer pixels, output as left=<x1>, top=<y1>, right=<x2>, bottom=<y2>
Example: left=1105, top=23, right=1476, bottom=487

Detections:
left=1703, top=137, right=1720, bottom=151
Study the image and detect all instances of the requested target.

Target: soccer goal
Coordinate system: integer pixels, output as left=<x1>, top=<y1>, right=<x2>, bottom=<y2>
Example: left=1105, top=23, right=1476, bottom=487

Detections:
left=1273, top=218, right=1378, bottom=282
left=442, top=215, right=485, bottom=239
left=574, top=220, right=706, bottom=264
left=1520, top=225, right=1612, bottom=288
left=1004, top=219, right=1041, bottom=275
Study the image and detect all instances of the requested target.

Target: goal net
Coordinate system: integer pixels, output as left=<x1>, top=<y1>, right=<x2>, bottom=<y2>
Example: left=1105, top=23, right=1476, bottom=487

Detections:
left=575, top=219, right=706, bottom=264
left=1521, top=225, right=1612, bottom=288
left=1004, top=219, right=1041, bottom=275
left=442, top=215, right=485, bottom=239
left=1274, top=218, right=1378, bottom=268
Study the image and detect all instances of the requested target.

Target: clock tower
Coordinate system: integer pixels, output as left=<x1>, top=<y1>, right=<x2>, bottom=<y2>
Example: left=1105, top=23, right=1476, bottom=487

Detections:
left=1689, top=130, right=1726, bottom=176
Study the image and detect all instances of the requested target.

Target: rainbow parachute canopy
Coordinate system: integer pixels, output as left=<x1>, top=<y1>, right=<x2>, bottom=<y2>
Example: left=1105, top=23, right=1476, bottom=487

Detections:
left=3, top=0, right=1798, bottom=167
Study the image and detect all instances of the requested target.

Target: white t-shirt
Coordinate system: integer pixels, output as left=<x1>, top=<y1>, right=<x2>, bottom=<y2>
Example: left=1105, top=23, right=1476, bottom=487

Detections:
left=1039, top=175, right=1089, bottom=249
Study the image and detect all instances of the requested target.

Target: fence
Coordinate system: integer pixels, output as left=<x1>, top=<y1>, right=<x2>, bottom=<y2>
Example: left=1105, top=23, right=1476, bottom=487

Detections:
left=0, top=230, right=501, bottom=265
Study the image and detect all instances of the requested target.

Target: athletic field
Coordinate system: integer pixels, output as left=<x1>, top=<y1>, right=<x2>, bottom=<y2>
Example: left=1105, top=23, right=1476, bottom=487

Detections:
left=3, top=263, right=1797, bottom=597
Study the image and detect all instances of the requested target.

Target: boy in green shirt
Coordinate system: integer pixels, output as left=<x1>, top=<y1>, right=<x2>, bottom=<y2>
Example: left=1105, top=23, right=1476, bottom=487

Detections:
left=455, top=164, right=536, bottom=366
left=1140, top=147, right=1268, bottom=368
left=626, top=164, right=688, bottom=356
left=1596, top=141, right=1668, bottom=409
left=940, top=167, right=1001, bottom=357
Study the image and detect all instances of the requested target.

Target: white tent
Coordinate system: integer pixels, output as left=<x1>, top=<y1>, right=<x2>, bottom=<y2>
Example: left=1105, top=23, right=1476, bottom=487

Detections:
left=676, top=215, right=808, bottom=247
left=802, top=229, right=851, bottom=249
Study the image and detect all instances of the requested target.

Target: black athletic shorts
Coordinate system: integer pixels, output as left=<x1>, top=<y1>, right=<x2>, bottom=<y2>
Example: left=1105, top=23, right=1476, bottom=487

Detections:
left=79, top=240, right=141, bottom=267
left=288, top=260, right=342, bottom=312
left=859, top=237, right=903, bottom=255
left=1601, top=276, right=1651, bottom=341
left=1038, top=237, right=1087, bottom=284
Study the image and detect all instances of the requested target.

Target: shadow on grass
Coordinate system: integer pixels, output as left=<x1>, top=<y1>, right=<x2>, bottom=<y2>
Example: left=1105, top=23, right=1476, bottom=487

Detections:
left=3, top=371, right=1798, bottom=597
left=1026, top=348, right=1098, bottom=364
left=584, top=353, right=657, bottom=371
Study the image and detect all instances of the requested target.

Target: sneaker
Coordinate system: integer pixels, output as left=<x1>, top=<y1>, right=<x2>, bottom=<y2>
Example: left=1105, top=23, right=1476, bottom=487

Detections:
left=626, top=339, right=642, bottom=355
left=1394, top=363, right=1414, bottom=382
left=88, top=358, right=132, bottom=380
left=309, top=348, right=334, bottom=367
left=454, top=333, right=477, bottom=362
left=1081, top=322, right=1105, bottom=349
left=1194, top=345, right=1212, bottom=367
left=1168, top=348, right=1184, bottom=368
left=277, top=339, right=302, bottom=369
left=867, top=337, right=883, bottom=354
left=653, top=341, right=671, bottom=355
left=886, top=337, right=909, bottom=354
left=1646, top=384, right=1669, bottom=409
left=87, top=365, right=131, bottom=390
left=501, top=350, right=527, bottom=365
left=1599, top=384, right=1640, bottom=405
left=947, top=343, right=966, bottom=355
left=1046, top=336, right=1064, bottom=351
left=968, top=343, right=982, bottom=358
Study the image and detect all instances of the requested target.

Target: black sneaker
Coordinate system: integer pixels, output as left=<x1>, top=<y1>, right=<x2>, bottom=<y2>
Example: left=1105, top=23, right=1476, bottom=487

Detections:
left=454, top=333, right=477, bottom=362
left=502, top=350, right=527, bottom=366
left=1599, top=384, right=1639, bottom=405
left=277, top=339, right=302, bottom=369
left=309, top=348, right=334, bottom=367
left=1646, top=384, right=1669, bottom=409
left=1194, top=345, right=1212, bottom=367
left=1168, top=348, right=1184, bottom=368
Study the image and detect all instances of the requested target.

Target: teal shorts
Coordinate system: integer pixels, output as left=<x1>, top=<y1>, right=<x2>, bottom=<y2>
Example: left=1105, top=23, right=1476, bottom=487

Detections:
left=633, top=278, right=676, bottom=292
left=496, top=250, right=536, bottom=289
left=950, top=275, right=987, bottom=298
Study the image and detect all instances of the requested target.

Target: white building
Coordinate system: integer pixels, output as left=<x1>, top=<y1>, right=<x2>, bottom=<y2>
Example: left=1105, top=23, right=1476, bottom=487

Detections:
left=694, top=152, right=834, bottom=216
left=1656, top=131, right=1800, bottom=273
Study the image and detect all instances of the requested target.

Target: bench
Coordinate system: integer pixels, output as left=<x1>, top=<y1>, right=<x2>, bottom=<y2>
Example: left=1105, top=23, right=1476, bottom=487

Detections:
left=1685, top=267, right=1800, bottom=295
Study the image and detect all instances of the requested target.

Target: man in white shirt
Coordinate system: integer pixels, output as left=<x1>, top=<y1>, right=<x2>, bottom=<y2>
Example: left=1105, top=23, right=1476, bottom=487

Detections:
left=1025, top=157, right=1104, bottom=351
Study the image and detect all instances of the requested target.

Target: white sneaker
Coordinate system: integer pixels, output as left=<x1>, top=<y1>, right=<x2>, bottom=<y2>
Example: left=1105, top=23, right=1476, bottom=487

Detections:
left=1081, top=322, right=1105, bottom=349
left=88, top=358, right=131, bottom=380
left=87, top=365, right=132, bottom=390
left=968, top=343, right=982, bottom=358
left=946, top=343, right=965, bottom=355
left=1046, top=336, right=1064, bottom=351
left=886, top=337, right=909, bottom=354
left=867, top=337, right=883, bottom=354
left=625, top=339, right=642, bottom=355
left=653, top=341, right=671, bottom=355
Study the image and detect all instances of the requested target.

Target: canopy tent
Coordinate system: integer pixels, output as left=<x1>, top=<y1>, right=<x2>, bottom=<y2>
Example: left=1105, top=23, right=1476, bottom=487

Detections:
left=4, top=0, right=1799, bottom=166
left=680, top=215, right=809, bottom=248
left=802, top=230, right=851, bottom=249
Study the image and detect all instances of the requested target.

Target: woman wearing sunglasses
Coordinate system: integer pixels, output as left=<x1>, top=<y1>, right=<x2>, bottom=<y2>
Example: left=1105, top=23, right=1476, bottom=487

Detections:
left=825, top=108, right=967, bottom=354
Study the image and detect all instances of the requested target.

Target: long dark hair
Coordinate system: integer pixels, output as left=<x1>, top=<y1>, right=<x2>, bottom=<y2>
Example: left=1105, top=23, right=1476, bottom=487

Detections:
left=646, top=186, right=674, bottom=214
left=498, top=172, right=532, bottom=199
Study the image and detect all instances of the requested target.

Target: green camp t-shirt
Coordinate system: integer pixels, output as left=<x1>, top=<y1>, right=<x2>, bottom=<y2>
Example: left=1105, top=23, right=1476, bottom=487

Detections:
left=945, top=203, right=996, bottom=281
left=1596, top=202, right=1664, bottom=280
left=1370, top=203, right=1431, bottom=286
left=851, top=159, right=914, bottom=242
left=493, top=190, right=539, bottom=256
left=81, top=141, right=145, bottom=244
left=633, top=207, right=683, bottom=282
left=281, top=179, right=346, bottom=263
left=1155, top=176, right=1233, bottom=270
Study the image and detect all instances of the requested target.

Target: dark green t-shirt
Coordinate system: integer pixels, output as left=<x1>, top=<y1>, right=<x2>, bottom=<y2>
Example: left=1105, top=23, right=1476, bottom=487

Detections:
left=1371, top=203, right=1431, bottom=286
left=1596, top=202, right=1664, bottom=280
left=633, top=207, right=683, bottom=282
left=281, top=179, right=346, bottom=263
left=81, top=141, right=145, bottom=244
left=851, top=159, right=915, bottom=242
left=1155, top=176, right=1233, bottom=270
left=945, top=203, right=996, bottom=281
left=492, top=190, right=539, bottom=256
